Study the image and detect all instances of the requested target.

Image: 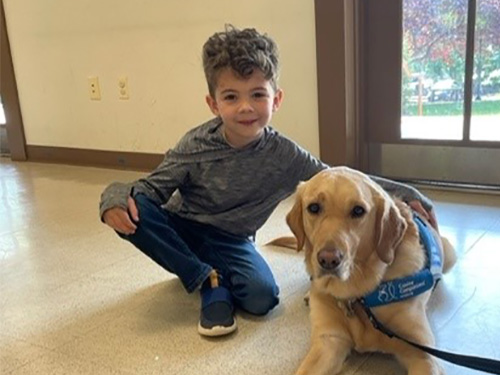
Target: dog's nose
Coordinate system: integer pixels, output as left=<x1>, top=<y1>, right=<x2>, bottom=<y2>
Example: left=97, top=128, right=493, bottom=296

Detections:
left=317, top=248, right=343, bottom=270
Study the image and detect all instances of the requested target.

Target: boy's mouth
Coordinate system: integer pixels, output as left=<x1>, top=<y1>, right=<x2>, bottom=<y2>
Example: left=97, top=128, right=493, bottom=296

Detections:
left=238, top=119, right=258, bottom=126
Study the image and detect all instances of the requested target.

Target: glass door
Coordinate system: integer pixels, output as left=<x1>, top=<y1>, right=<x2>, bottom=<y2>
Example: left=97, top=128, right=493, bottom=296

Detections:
left=401, top=0, right=500, bottom=142
left=362, top=0, right=500, bottom=187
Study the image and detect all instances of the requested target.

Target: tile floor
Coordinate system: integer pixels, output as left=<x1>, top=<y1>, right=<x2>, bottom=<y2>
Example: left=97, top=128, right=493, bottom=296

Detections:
left=1, top=159, right=499, bottom=375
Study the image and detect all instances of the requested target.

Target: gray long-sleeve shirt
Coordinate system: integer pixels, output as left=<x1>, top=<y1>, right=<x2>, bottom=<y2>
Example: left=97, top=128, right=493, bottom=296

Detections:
left=99, top=117, right=432, bottom=237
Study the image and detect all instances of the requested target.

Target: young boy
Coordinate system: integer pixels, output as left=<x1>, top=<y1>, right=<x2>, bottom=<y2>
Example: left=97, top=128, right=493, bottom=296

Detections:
left=99, top=25, right=436, bottom=337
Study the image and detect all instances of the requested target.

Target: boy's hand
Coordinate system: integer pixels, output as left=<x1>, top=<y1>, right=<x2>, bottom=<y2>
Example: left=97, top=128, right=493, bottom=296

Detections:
left=408, top=200, right=439, bottom=232
left=103, top=197, right=139, bottom=235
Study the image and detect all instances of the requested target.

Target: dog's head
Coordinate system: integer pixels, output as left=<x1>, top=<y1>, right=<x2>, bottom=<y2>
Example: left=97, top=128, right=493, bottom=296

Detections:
left=287, top=167, right=407, bottom=293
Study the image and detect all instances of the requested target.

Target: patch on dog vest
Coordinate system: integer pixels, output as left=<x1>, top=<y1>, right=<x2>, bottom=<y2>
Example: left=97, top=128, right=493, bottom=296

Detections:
left=362, top=214, right=443, bottom=308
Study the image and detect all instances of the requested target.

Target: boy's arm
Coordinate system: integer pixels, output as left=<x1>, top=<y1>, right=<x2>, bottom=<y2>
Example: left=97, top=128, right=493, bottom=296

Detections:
left=369, top=174, right=433, bottom=211
left=99, top=181, right=134, bottom=221
left=370, top=175, right=438, bottom=229
left=277, top=133, right=435, bottom=219
left=99, top=152, right=188, bottom=221
left=287, top=141, right=433, bottom=211
left=287, top=141, right=434, bottom=211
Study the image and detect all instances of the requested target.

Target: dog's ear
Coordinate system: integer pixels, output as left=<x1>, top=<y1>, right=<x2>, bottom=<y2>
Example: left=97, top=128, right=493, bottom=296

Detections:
left=374, top=195, right=407, bottom=264
left=286, top=197, right=306, bottom=251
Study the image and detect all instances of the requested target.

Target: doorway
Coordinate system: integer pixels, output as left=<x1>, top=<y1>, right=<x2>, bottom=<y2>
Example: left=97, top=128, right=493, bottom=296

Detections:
left=362, top=0, right=500, bottom=187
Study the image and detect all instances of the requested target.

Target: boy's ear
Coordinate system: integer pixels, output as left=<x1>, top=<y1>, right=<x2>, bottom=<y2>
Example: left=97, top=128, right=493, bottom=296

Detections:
left=206, top=95, right=219, bottom=116
left=273, top=89, right=284, bottom=112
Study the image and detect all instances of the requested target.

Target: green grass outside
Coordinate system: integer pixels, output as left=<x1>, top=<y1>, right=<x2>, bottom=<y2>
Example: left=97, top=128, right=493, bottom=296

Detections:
left=405, top=99, right=500, bottom=116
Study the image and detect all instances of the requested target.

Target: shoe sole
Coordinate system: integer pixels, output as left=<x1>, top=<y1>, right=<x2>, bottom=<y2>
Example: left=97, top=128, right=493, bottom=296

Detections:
left=197, top=319, right=237, bottom=337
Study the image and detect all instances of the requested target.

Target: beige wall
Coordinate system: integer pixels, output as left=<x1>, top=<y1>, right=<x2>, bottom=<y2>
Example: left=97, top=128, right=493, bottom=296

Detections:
left=4, top=0, right=320, bottom=156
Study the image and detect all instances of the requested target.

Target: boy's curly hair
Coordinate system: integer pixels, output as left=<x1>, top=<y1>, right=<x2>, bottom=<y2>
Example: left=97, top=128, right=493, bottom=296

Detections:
left=202, top=25, right=280, bottom=97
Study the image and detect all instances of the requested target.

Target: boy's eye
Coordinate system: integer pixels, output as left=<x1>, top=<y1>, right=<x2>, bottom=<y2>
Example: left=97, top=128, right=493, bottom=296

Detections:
left=253, top=92, right=269, bottom=99
left=223, top=94, right=237, bottom=101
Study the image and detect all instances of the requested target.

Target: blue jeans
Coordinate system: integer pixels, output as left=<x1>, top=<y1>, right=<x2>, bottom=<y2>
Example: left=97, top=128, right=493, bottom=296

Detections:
left=118, top=194, right=279, bottom=315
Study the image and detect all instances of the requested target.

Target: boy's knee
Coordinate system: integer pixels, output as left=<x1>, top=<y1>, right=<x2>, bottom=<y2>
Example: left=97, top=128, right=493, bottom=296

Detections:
left=236, top=281, right=280, bottom=315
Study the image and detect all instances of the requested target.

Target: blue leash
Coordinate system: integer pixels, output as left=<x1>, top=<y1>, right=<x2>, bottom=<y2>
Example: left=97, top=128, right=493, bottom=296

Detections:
left=360, top=302, right=500, bottom=374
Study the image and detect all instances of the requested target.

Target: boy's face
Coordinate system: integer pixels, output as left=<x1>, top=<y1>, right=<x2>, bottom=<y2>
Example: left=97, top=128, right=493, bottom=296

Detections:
left=206, top=68, right=283, bottom=148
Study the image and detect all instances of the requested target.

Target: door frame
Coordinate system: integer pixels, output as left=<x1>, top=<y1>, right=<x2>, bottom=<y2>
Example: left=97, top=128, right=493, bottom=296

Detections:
left=1, top=0, right=27, bottom=161
left=314, top=0, right=362, bottom=168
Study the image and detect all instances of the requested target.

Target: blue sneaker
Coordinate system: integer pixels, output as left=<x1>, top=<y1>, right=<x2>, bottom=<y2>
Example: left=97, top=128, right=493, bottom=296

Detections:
left=198, top=271, right=237, bottom=337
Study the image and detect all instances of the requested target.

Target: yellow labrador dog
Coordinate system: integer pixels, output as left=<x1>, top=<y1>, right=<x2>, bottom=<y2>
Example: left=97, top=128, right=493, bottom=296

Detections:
left=272, top=167, right=456, bottom=375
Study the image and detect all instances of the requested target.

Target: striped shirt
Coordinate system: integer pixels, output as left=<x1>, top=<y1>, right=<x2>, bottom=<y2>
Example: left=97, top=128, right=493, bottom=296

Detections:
left=99, top=117, right=431, bottom=237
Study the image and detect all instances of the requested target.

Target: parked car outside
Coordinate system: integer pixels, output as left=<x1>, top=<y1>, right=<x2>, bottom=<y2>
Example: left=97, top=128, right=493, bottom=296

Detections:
left=429, top=79, right=463, bottom=102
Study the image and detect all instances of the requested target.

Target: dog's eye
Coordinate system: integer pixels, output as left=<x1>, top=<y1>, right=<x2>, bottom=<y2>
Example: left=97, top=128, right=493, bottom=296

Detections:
left=351, top=205, right=366, bottom=218
left=307, top=203, right=321, bottom=215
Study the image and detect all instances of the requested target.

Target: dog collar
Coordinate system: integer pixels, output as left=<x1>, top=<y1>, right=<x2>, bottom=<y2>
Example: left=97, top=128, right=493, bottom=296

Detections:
left=361, top=213, right=443, bottom=308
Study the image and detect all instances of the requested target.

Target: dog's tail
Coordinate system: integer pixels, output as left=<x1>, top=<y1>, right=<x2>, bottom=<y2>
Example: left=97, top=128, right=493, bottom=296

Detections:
left=441, top=236, right=457, bottom=274
left=266, top=236, right=297, bottom=250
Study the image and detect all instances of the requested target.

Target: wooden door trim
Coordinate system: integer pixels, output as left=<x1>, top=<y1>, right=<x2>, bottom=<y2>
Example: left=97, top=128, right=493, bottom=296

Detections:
left=1, top=0, right=27, bottom=161
left=315, top=0, right=357, bottom=167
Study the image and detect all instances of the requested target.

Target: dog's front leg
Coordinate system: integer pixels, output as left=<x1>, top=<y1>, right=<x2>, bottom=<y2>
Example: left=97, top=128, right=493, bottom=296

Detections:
left=296, top=333, right=352, bottom=375
left=391, top=307, right=443, bottom=375
left=296, top=290, right=353, bottom=375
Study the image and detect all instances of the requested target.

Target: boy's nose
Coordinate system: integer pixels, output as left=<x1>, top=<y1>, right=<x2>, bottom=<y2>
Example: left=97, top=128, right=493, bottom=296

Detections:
left=238, top=100, right=254, bottom=112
